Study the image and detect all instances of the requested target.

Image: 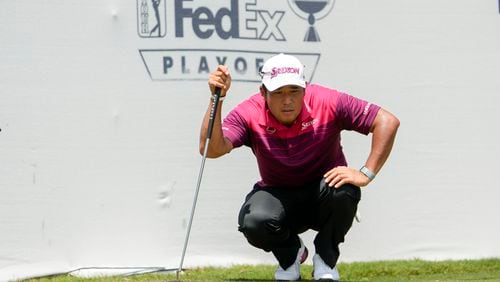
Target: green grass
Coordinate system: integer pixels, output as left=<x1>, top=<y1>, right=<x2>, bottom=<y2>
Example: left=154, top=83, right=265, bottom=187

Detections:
left=27, top=259, right=500, bottom=281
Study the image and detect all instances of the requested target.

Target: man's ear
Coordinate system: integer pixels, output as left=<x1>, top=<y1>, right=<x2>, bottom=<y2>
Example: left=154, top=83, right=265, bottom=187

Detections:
left=259, top=86, right=266, bottom=98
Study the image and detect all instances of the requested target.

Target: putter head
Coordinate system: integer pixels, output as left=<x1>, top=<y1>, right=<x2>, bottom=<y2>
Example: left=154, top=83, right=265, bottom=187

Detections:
left=175, top=269, right=183, bottom=281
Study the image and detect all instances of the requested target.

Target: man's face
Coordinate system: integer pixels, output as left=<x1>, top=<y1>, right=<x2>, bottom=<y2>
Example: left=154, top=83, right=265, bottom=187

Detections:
left=263, top=85, right=305, bottom=126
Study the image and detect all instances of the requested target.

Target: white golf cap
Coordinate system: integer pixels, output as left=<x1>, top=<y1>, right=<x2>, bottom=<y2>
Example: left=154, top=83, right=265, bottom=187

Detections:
left=260, top=53, right=306, bottom=92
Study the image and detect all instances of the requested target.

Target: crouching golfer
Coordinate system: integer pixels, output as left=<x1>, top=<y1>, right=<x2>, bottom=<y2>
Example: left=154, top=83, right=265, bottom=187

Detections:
left=199, top=54, right=400, bottom=281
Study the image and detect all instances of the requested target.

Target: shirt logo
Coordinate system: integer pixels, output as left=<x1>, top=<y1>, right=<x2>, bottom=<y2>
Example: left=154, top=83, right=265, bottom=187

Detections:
left=301, top=119, right=317, bottom=131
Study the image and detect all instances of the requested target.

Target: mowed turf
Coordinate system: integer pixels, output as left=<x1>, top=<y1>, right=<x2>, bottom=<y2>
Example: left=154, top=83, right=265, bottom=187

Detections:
left=28, top=259, right=500, bottom=281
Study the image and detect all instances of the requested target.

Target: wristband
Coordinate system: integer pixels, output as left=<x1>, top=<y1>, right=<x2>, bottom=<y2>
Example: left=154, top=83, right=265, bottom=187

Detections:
left=212, top=95, right=225, bottom=102
left=360, top=166, right=376, bottom=181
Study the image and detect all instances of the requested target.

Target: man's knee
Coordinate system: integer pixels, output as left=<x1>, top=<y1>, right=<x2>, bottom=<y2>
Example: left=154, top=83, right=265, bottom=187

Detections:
left=239, top=212, right=285, bottom=249
left=333, top=184, right=361, bottom=204
left=240, top=211, right=281, bottom=235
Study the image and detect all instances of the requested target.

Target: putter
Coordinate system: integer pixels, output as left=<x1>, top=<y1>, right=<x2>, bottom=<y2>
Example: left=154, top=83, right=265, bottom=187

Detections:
left=176, top=88, right=222, bottom=280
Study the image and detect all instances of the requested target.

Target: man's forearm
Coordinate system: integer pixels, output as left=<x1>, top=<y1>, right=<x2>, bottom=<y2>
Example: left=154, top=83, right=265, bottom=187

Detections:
left=365, top=109, right=400, bottom=174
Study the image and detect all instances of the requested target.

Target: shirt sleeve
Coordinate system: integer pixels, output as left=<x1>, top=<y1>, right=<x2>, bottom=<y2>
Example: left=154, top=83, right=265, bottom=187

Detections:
left=336, top=92, right=380, bottom=135
left=221, top=108, right=249, bottom=148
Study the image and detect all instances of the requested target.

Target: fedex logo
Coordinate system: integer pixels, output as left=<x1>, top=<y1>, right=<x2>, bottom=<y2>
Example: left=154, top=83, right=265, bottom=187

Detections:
left=138, top=0, right=286, bottom=41
left=175, top=0, right=286, bottom=40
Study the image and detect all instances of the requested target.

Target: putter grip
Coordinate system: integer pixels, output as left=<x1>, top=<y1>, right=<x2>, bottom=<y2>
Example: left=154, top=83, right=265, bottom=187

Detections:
left=207, top=87, right=221, bottom=139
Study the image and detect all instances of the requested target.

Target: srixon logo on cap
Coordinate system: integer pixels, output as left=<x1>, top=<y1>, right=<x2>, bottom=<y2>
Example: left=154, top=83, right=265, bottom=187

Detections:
left=270, top=67, right=300, bottom=79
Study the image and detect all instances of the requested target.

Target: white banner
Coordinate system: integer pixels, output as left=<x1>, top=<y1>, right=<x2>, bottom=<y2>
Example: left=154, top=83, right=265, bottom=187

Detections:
left=1, top=0, right=500, bottom=280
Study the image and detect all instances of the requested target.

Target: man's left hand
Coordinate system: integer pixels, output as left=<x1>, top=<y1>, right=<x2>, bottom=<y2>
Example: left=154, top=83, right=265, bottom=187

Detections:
left=323, top=166, right=371, bottom=188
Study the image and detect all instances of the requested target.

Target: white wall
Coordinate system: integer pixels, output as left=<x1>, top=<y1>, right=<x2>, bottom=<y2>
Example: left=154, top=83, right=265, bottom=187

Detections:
left=1, top=0, right=499, bottom=280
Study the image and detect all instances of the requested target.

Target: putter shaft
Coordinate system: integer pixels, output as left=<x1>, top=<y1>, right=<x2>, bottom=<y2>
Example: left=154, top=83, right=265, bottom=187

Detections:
left=177, top=89, right=221, bottom=280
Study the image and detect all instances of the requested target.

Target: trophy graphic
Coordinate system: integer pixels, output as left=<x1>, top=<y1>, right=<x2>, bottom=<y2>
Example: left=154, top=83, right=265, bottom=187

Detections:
left=288, top=0, right=335, bottom=42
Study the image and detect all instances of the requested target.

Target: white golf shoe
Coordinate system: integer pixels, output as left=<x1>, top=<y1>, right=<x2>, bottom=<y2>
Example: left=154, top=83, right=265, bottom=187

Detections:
left=313, top=254, right=340, bottom=281
left=274, top=238, right=308, bottom=281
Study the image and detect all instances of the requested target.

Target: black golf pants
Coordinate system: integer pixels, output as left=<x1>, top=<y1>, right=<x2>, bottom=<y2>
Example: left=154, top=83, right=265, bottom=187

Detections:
left=238, top=178, right=361, bottom=269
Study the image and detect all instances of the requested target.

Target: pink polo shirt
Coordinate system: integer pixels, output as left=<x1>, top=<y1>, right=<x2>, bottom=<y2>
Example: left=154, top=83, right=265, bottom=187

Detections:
left=222, top=84, right=380, bottom=187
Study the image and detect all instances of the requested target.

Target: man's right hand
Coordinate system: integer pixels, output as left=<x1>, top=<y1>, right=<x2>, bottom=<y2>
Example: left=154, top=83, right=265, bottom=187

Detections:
left=208, top=65, right=232, bottom=97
